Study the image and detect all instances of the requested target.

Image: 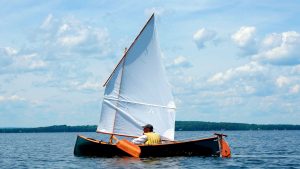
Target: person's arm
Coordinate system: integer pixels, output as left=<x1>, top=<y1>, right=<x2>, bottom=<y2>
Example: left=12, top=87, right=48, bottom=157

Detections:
left=132, top=135, right=147, bottom=144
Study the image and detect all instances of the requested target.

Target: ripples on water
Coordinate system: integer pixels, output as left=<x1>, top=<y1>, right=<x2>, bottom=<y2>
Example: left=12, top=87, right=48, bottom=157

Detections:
left=0, top=131, right=299, bottom=168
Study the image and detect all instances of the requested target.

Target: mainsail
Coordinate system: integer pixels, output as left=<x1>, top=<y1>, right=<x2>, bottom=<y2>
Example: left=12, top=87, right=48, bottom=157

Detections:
left=97, top=14, right=176, bottom=140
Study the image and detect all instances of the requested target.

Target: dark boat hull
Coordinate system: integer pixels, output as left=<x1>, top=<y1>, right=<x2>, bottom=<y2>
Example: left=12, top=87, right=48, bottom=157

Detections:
left=74, top=135, right=225, bottom=157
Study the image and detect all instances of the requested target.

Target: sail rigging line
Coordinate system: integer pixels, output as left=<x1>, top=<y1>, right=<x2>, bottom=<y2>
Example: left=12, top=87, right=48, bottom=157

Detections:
left=96, top=131, right=139, bottom=138
left=104, top=97, right=176, bottom=109
left=103, top=99, right=143, bottom=130
left=103, top=13, right=155, bottom=87
left=109, top=57, right=126, bottom=143
left=96, top=130, right=176, bottom=142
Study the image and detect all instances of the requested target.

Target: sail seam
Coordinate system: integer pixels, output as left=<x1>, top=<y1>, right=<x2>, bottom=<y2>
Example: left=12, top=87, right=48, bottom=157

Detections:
left=104, top=97, right=176, bottom=109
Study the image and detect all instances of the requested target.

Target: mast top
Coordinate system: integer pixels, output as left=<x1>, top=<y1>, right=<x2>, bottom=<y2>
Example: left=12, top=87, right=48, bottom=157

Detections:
left=103, top=14, right=155, bottom=87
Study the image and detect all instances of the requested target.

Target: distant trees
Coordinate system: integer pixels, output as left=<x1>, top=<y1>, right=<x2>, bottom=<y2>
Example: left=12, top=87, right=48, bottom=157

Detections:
left=0, top=125, right=97, bottom=133
left=1, top=122, right=300, bottom=133
left=175, top=121, right=300, bottom=131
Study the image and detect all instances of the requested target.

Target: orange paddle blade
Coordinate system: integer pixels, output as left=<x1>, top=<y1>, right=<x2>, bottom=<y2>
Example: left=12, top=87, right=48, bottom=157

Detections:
left=221, top=139, right=231, bottom=158
left=116, top=139, right=141, bottom=158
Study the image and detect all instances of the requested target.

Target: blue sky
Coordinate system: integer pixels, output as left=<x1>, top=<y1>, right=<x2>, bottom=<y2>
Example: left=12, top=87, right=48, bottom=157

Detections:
left=1, top=0, right=300, bottom=127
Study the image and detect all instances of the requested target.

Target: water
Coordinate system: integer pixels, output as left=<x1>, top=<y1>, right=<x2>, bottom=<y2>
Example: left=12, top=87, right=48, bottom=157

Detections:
left=0, top=131, right=299, bottom=168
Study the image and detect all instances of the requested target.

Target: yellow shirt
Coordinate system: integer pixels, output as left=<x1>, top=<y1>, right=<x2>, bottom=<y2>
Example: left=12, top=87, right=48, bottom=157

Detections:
left=144, top=132, right=161, bottom=145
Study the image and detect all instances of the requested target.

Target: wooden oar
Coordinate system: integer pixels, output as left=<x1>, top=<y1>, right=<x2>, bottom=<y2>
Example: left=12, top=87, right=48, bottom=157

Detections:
left=112, top=135, right=141, bottom=158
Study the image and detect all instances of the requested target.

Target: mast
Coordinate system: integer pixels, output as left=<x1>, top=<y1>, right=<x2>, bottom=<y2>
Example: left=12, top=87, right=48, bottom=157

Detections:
left=103, top=14, right=155, bottom=142
left=97, top=13, right=176, bottom=141
left=109, top=48, right=127, bottom=143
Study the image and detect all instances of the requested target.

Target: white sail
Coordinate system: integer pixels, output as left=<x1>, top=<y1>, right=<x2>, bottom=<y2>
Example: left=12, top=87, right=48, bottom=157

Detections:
left=97, top=15, right=176, bottom=140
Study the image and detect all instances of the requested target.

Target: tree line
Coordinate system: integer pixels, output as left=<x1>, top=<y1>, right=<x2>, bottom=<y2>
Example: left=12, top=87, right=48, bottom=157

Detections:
left=1, top=121, right=300, bottom=133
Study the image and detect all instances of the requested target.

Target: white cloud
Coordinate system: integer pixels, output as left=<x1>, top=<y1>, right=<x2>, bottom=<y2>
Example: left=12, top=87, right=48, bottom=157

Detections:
left=173, top=56, right=192, bottom=67
left=0, top=14, right=113, bottom=85
left=290, top=84, right=300, bottom=94
left=0, top=47, right=17, bottom=67
left=58, top=23, right=70, bottom=34
left=232, top=26, right=256, bottom=47
left=36, top=15, right=112, bottom=59
left=77, top=81, right=101, bottom=90
left=231, top=26, right=257, bottom=55
left=244, top=85, right=256, bottom=94
left=174, top=56, right=186, bottom=65
left=231, top=28, right=300, bottom=66
left=261, top=33, right=282, bottom=49
left=30, top=60, right=47, bottom=69
left=58, top=29, right=87, bottom=47
left=254, top=31, right=300, bottom=65
left=276, top=76, right=290, bottom=88
left=193, top=28, right=216, bottom=49
left=208, top=61, right=264, bottom=84
left=15, top=53, right=47, bottom=69
left=220, top=96, right=243, bottom=106
left=40, top=14, right=53, bottom=29
left=3, top=47, right=18, bottom=55
left=0, top=47, right=47, bottom=73
left=167, top=56, right=192, bottom=70
left=0, top=95, right=26, bottom=102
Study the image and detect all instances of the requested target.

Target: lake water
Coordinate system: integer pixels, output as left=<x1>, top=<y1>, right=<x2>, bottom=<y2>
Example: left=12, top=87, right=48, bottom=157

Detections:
left=0, top=131, right=299, bottom=168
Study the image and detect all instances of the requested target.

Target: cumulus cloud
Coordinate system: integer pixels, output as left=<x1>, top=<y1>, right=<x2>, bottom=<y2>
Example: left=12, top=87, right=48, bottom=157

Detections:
left=254, top=31, right=300, bottom=65
left=205, top=57, right=300, bottom=104
left=169, top=56, right=192, bottom=68
left=207, top=61, right=264, bottom=84
left=231, top=26, right=257, bottom=55
left=193, top=28, right=216, bottom=49
left=36, top=14, right=112, bottom=59
left=2, top=14, right=112, bottom=77
left=261, top=33, right=282, bottom=49
left=15, top=53, right=47, bottom=70
left=231, top=27, right=300, bottom=66
left=232, top=26, right=256, bottom=47
left=2, top=14, right=114, bottom=90
left=0, top=13, right=113, bottom=128
left=0, top=47, right=47, bottom=74
left=276, top=76, right=290, bottom=88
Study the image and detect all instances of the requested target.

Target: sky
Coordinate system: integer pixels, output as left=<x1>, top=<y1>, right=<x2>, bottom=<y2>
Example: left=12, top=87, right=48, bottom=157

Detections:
left=1, top=0, right=300, bottom=127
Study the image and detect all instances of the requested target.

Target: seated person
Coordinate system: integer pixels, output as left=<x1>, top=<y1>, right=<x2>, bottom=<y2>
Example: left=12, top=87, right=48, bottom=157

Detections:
left=132, top=124, right=161, bottom=145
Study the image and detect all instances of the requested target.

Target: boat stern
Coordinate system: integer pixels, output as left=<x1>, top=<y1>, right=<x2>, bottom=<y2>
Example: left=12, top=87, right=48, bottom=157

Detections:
left=215, top=133, right=231, bottom=158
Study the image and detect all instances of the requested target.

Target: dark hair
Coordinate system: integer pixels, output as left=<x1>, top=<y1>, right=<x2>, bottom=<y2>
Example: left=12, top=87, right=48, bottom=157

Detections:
left=143, top=124, right=153, bottom=132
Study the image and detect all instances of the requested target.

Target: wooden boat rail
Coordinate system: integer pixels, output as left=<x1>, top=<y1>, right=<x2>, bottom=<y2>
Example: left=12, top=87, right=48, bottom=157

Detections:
left=77, top=134, right=219, bottom=146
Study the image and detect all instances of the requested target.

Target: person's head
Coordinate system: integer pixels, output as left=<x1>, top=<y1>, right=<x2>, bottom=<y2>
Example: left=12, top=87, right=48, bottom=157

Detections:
left=142, top=124, right=153, bottom=133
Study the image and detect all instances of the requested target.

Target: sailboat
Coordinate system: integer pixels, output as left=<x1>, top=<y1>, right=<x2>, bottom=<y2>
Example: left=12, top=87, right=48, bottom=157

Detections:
left=74, top=14, right=231, bottom=158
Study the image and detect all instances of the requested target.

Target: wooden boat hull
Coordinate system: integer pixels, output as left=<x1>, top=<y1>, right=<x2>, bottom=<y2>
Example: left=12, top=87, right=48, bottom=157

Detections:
left=74, top=135, right=225, bottom=157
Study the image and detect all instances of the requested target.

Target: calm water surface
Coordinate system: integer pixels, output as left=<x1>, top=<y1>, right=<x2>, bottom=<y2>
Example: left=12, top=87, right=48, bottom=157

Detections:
left=0, top=131, right=299, bottom=168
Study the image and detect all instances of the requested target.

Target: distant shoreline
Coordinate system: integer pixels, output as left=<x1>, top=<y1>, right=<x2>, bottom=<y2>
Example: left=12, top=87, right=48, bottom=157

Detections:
left=1, top=121, right=300, bottom=133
